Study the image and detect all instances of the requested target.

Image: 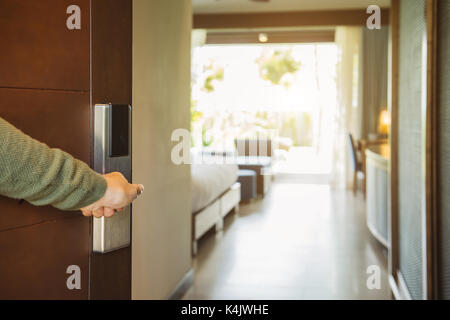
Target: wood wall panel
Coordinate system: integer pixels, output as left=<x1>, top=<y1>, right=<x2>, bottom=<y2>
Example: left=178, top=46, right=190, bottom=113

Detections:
left=0, top=199, right=79, bottom=233
left=194, top=9, right=390, bottom=29
left=0, top=0, right=91, bottom=298
left=0, top=87, right=91, bottom=299
left=91, top=0, right=132, bottom=105
left=89, top=248, right=132, bottom=300
left=0, top=0, right=132, bottom=299
left=0, top=88, right=91, bottom=162
left=89, top=0, right=132, bottom=300
left=206, top=30, right=335, bottom=44
left=0, top=215, right=90, bottom=300
left=0, top=0, right=90, bottom=91
left=0, top=88, right=90, bottom=230
left=389, top=0, right=400, bottom=290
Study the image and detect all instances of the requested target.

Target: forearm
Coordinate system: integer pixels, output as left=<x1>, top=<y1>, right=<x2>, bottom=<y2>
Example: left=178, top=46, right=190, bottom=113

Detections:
left=0, top=117, right=106, bottom=210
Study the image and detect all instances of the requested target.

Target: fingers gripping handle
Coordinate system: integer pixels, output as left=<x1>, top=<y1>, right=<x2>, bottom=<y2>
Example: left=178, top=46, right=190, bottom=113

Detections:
left=93, top=104, right=132, bottom=253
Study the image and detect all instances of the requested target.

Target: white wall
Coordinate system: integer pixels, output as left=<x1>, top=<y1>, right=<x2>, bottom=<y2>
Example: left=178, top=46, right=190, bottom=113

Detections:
left=132, top=0, right=192, bottom=299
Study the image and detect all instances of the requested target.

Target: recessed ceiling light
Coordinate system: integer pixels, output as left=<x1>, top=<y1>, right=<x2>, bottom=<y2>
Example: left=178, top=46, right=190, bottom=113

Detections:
left=258, top=33, right=268, bottom=43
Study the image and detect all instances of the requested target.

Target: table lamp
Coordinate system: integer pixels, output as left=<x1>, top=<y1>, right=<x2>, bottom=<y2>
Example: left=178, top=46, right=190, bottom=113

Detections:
left=379, top=109, right=390, bottom=136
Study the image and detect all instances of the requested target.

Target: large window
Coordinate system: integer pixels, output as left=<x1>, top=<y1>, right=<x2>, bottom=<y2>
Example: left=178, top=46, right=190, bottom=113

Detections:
left=192, top=43, right=337, bottom=174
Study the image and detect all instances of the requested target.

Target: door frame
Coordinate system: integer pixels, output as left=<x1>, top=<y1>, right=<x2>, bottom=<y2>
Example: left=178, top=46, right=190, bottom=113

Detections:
left=388, top=0, right=439, bottom=300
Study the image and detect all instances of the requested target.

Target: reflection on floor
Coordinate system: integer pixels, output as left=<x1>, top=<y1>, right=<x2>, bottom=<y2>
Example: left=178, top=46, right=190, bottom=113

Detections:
left=183, top=178, right=391, bottom=300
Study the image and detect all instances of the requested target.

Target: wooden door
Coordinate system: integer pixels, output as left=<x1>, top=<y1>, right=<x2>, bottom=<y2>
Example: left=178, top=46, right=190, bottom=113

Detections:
left=0, top=0, right=132, bottom=299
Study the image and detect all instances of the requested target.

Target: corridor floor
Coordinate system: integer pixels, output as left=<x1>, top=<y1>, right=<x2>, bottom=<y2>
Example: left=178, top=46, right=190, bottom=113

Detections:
left=183, top=178, right=391, bottom=300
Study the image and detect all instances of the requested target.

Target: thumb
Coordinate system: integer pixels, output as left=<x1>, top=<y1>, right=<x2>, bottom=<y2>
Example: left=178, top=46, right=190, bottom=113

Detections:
left=133, top=184, right=144, bottom=197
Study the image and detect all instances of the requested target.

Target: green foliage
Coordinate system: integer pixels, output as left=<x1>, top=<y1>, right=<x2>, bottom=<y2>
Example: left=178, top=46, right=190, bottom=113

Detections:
left=202, top=127, right=213, bottom=147
left=191, top=99, right=202, bottom=123
left=203, top=66, right=224, bottom=92
left=257, top=50, right=301, bottom=87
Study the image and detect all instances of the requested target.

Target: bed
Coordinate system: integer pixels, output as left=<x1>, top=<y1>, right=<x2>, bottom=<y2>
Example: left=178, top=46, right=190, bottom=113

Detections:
left=191, top=161, right=241, bottom=255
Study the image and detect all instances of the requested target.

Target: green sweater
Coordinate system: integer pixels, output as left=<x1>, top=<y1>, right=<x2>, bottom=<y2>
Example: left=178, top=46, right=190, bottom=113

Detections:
left=0, top=117, right=106, bottom=211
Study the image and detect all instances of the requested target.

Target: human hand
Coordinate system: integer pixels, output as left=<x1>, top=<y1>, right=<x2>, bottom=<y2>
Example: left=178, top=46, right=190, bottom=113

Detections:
left=81, top=172, right=144, bottom=218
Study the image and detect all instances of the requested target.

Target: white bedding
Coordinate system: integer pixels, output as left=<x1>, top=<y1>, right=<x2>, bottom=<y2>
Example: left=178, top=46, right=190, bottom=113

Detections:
left=191, top=163, right=238, bottom=213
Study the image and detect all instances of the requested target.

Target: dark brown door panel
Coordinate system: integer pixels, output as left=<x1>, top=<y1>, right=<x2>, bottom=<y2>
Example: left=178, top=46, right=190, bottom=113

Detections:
left=0, top=0, right=90, bottom=91
left=89, top=0, right=132, bottom=300
left=0, top=0, right=133, bottom=299
left=90, top=248, right=131, bottom=300
left=0, top=88, right=90, bottom=162
left=91, top=0, right=132, bottom=105
left=0, top=215, right=90, bottom=299
left=0, top=88, right=90, bottom=231
left=0, top=200, right=79, bottom=233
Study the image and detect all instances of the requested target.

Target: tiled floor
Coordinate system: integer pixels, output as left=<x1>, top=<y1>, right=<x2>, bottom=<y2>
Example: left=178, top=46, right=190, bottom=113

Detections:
left=183, top=178, right=391, bottom=300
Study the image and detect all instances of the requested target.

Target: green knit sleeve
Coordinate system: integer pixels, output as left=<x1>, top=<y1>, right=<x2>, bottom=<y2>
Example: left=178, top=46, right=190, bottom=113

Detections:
left=0, top=117, right=107, bottom=211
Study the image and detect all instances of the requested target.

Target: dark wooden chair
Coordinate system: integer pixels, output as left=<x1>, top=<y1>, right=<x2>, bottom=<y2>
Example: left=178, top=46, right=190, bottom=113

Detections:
left=347, top=133, right=364, bottom=195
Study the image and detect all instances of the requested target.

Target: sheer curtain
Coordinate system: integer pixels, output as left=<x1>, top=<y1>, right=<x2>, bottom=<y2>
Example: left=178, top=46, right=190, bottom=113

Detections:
left=331, top=26, right=363, bottom=189
left=361, top=27, right=389, bottom=138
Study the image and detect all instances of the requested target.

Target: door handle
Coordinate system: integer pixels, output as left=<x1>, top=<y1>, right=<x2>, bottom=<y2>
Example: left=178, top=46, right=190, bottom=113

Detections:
left=93, top=104, right=132, bottom=253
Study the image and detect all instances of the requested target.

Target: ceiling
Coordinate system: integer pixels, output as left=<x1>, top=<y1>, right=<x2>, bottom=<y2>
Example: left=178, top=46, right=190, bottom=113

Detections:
left=193, top=0, right=391, bottom=14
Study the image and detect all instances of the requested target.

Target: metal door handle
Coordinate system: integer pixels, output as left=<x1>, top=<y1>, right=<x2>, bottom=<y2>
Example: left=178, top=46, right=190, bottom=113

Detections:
left=93, top=104, right=132, bottom=253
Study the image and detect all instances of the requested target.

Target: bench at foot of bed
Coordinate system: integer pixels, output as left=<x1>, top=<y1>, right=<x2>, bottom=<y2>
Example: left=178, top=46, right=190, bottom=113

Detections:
left=192, top=182, right=241, bottom=256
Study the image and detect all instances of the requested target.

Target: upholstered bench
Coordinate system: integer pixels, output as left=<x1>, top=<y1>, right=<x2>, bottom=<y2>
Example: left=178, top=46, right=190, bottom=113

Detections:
left=237, top=169, right=257, bottom=202
left=236, top=156, right=272, bottom=196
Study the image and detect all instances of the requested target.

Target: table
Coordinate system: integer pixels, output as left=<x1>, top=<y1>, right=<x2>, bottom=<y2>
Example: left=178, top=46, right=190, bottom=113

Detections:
left=365, top=144, right=389, bottom=247
left=357, top=138, right=388, bottom=197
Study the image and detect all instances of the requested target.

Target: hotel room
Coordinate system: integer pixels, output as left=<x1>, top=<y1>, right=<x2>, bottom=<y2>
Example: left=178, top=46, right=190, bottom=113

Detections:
left=0, top=0, right=449, bottom=301
left=185, top=0, right=391, bottom=300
